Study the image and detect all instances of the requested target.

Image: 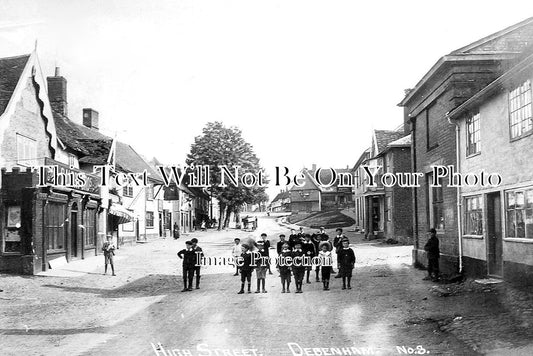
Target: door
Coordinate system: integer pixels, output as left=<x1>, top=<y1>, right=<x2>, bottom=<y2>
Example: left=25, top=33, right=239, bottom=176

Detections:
left=70, top=211, right=78, bottom=258
left=487, top=192, right=503, bottom=276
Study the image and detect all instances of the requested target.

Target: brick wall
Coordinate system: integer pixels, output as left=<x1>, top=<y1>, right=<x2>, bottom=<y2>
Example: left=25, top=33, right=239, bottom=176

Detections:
left=391, top=147, right=413, bottom=242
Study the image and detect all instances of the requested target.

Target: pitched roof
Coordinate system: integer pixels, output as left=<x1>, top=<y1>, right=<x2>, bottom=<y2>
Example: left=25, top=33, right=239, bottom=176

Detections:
left=272, top=190, right=290, bottom=203
left=54, top=113, right=162, bottom=183
left=399, top=17, right=533, bottom=107
left=388, top=134, right=411, bottom=147
left=0, top=54, right=30, bottom=115
left=374, top=129, right=405, bottom=154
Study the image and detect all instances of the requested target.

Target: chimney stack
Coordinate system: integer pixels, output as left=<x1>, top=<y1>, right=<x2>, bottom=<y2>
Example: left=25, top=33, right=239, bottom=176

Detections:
left=47, top=67, right=68, bottom=116
left=83, top=108, right=99, bottom=130
left=311, top=163, right=317, bottom=172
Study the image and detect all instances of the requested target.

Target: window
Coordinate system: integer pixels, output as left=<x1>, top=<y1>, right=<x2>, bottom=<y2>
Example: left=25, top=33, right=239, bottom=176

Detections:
left=46, top=203, right=65, bottom=250
left=68, top=154, right=76, bottom=168
left=16, top=133, right=37, bottom=167
left=428, top=173, right=445, bottom=230
left=3, top=205, right=22, bottom=253
left=123, top=186, right=133, bottom=197
left=85, top=209, right=96, bottom=246
left=146, top=186, right=154, bottom=200
left=506, top=189, right=533, bottom=239
left=466, top=112, right=480, bottom=156
left=386, top=196, right=392, bottom=222
left=146, top=211, right=154, bottom=228
left=509, top=79, right=532, bottom=139
left=464, top=196, right=483, bottom=235
left=426, top=105, right=438, bottom=150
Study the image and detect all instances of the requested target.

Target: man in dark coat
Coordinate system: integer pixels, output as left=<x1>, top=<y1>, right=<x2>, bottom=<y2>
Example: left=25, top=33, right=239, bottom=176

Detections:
left=424, top=228, right=440, bottom=281
left=177, top=241, right=196, bottom=292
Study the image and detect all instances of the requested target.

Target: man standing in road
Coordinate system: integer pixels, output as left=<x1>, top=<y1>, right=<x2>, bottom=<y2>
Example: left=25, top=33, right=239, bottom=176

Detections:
left=424, top=228, right=440, bottom=281
left=177, top=241, right=196, bottom=292
left=191, top=238, right=204, bottom=289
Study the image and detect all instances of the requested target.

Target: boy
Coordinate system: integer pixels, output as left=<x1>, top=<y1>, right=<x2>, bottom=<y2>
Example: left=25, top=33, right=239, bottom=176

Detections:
left=424, top=228, right=440, bottom=281
left=312, top=232, right=322, bottom=282
left=337, top=238, right=356, bottom=290
left=288, top=229, right=300, bottom=250
left=237, top=244, right=254, bottom=294
left=333, top=228, right=347, bottom=278
left=191, top=238, right=204, bottom=289
left=254, top=240, right=268, bottom=293
left=277, top=242, right=293, bottom=293
left=291, top=242, right=306, bottom=293
left=260, top=233, right=273, bottom=274
left=102, top=234, right=116, bottom=276
left=276, top=234, right=287, bottom=254
left=302, top=234, right=316, bottom=284
left=319, top=244, right=333, bottom=290
left=231, top=238, right=242, bottom=276
left=177, top=241, right=196, bottom=292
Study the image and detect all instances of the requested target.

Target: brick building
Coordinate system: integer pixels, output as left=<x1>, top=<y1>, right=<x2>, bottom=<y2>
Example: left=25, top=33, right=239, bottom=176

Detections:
left=0, top=52, right=101, bottom=274
left=448, top=48, right=533, bottom=285
left=353, top=129, right=412, bottom=242
left=399, top=17, right=533, bottom=274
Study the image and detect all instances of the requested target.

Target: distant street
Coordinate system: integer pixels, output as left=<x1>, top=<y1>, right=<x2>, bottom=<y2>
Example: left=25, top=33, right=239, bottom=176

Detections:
left=1, top=214, right=532, bottom=356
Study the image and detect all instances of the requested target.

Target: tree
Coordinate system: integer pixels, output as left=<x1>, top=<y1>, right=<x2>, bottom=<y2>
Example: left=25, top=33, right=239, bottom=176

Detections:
left=186, top=122, right=269, bottom=230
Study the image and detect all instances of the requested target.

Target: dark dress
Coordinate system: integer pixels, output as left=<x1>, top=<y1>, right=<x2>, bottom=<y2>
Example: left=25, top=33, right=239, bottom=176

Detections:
left=337, top=247, right=356, bottom=277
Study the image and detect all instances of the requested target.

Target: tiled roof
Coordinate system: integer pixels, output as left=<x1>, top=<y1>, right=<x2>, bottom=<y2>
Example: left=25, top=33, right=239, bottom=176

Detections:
left=54, top=113, right=162, bottom=183
left=388, top=135, right=411, bottom=147
left=374, top=130, right=405, bottom=154
left=272, top=191, right=290, bottom=202
left=0, top=54, right=30, bottom=115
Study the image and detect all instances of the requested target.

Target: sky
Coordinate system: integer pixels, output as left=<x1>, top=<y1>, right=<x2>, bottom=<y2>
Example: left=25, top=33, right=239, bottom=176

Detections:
left=1, top=0, right=532, bottom=199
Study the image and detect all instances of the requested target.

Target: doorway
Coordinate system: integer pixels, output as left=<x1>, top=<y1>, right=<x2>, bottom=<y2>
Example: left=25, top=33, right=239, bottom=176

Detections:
left=70, top=207, right=78, bottom=259
left=487, top=192, right=503, bottom=277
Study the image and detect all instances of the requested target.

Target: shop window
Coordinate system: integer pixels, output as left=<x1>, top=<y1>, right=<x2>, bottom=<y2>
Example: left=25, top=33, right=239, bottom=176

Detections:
left=146, top=211, right=154, bottom=228
left=506, top=189, right=533, bottom=239
left=3, top=206, right=22, bottom=253
left=464, top=195, right=483, bottom=235
left=46, top=203, right=65, bottom=250
left=85, top=209, right=96, bottom=246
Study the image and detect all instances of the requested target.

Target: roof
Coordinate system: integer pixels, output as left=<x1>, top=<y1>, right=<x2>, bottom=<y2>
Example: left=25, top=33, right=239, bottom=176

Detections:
left=449, top=50, right=533, bottom=120
left=352, top=148, right=371, bottom=170
left=373, top=129, right=405, bottom=154
left=387, top=134, right=411, bottom=147
left=0, top=54, right=30, bottom=115
left=272, top=190, right=290, bottom=203
left=54, top=113, right=163, bottom=183
left=399, top=17, right=533, bottom=107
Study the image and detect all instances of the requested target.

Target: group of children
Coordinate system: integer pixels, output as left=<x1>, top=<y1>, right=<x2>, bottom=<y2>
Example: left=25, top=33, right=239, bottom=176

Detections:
left=232, top=227, right=356, bottom=294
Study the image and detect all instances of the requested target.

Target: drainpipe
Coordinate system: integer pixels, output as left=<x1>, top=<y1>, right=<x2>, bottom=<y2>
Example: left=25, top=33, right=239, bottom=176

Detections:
left=446, top=112, right=463, bottom=274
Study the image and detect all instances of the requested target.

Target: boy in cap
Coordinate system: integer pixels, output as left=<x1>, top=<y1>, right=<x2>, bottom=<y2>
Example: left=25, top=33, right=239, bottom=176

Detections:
left=337, top=239, right=356, bottom=290
left=237, top=244, right=254, bottom=294
left=276, top=234, right=287, bottom=255
left=424, top=228, right=440, bottom=281
left=177, top=241, right=196, bottom=292
left=254, top=240, right=269, bottom=293
left=260, top=233, right=273, bottom=274
left=291, top=242, right=306, bottom=293
left=277, top=242, right=293, bottom=293
left=102, top=234, right=116, bottom=276
left=319, top=243, right=333, bottom=290
left=190, top=238, right=204, bottom=289
left=333, top=228, right=347, bottom=278
left=302, top=234, right=316, bottom=283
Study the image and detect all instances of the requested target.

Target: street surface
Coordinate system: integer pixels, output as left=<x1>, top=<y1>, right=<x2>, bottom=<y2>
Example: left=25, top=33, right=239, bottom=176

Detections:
left=1, top=214, right=533, bottom=356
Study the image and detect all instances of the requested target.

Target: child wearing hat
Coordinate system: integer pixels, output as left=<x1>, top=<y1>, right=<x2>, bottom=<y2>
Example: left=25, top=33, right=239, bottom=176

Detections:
left=291, top=242, right=306, bottom=293
left=277, top=242, right=293, bottom=293
left=177, top=241, right=197, bottom=292
left=254, top=240, right=269, bottom=293
left=337, top=238, right=356, bottom=290
left=302, top=234, right=316, bottom=284
left=238, top=244, right=254, bottom=294
left=231, top=238, right=242, bottom=276
left=102, top=234, right=116, bottom=276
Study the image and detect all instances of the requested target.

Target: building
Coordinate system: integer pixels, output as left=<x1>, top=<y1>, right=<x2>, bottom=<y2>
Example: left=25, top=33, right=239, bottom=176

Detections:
left=399, top=17, right=533, bottom=274
left=289, top=169, right=322, bottom=213
left=353, top=148, right=370, bottom=231
left=0, top=52, right=101, bottom=274
left=270, top=189, right=290, bottom=212
left=353, top=129, right=412, bottom=241
left=448, top=48, right=533, bottom=285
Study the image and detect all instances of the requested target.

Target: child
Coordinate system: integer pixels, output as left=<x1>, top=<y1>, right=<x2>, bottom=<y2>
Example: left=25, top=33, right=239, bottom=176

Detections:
left=302, top=234, right=316, bottom=284
left=190, top=238, right=204, bottom=289
left=277, top=242, right=292, bottom=293
left=319, top=244, right=333, bottom=290
left=333, top=228, right=347, bottom=278
left=254, top=240, right=268, bottom=293
left=260, top=233, right=273, bottom=275
left=276, top=234, right=287, bottom=254
left=177, top=241, right=196, bottom=292
left=291, top=242, right=305, bottom=293
left=337, top=238, right=356, bottom=290
left=231, top=238, right=242, bottom=276
left=102, top=235, right=116, bottom=276
left=238, top=244, right=254, bottom=294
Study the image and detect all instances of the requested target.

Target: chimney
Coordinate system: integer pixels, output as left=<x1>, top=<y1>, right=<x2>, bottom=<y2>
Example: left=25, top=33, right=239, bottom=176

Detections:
left=311, top=163, right=317, bottom=172
left=47, top=67, right=68, bottom=116
left=83, top=108, right=99, bottom=130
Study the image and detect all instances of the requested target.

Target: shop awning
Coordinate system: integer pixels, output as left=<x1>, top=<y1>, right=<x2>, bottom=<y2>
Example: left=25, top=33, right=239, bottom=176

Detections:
left=109, top=203, right=135, bottom=224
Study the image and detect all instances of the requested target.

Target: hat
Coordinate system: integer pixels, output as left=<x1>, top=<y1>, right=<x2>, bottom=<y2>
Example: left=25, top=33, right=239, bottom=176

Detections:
left=185, top=240, right=192, bottom=245
left=191, top=238, right=198, bottom=243
left=241, top=243, right=250, bottom=249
